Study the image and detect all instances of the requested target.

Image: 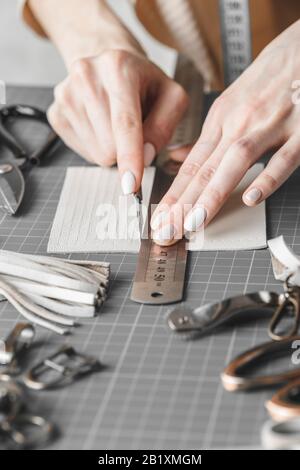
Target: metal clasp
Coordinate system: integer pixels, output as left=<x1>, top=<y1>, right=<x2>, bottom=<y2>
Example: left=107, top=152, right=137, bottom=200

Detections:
left=23, top=345, right=102, bottom=390
left=0, top=323, right=35, bottom=379
left=0, top=379, right=54, bottom=449
left=0, top=380, right=23, bottom=427
left=269, top=277, right=300, bottom=341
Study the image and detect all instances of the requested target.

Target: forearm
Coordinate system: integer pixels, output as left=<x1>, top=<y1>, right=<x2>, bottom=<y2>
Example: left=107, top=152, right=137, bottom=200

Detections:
left=28, top=0, right=146, bottom=68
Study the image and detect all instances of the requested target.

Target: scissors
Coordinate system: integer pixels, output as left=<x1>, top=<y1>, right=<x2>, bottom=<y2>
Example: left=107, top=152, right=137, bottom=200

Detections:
left=221, top=334, right=300, bottom=448
left=0, top=104, right=59, bottom=215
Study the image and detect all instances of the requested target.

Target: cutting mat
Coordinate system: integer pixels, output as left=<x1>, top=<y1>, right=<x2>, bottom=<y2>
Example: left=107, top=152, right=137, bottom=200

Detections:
left=0, top=86, right=299, bottom=450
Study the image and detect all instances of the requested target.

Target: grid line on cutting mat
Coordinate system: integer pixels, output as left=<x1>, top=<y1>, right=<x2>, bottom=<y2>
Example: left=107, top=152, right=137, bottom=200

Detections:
left=0, top=87, right=299, bottom=449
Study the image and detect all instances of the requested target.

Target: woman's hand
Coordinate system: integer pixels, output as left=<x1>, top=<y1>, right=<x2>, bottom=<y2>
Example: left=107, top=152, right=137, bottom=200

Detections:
left=151, top=21, right=300, bottom=245
left=47, top=50, right=188, bottom=194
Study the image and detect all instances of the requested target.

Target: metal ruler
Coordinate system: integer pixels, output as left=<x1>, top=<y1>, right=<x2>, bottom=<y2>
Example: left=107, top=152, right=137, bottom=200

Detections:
left=219, top=0, right=252, bottom=86
left=167, top=54, right=203, bottom=149
left=130, top=55, right=203, bottom=305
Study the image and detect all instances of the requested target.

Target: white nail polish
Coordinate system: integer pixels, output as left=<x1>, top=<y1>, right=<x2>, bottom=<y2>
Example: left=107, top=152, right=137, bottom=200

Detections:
left=144, top=142, right=156, bottom=167
left=121, top=171, right=136, bottom=195
left=150, top=210, right=170, bottom=230
left=184, top=206, right=207, bottom=232
left=153, top=224, right=175, bottom=242
left=244, top=188, right=262, bottom=203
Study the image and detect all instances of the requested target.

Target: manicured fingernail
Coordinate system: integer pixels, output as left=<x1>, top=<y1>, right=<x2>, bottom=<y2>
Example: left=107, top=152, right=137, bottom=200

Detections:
left=244, top=188, right=262, bottom=203
left=150, top=210, right=170, bottom=230
left=184, top=206, right=207, bottom=232
left=121, top=170, right=136, bottom=195
left=144, top=142, right=156, bottom=167
left=153, top=224, right=175, bottom=242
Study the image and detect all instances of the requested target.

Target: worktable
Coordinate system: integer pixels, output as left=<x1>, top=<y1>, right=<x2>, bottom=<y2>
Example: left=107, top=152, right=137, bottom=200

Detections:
left=0, top=86, right=299, bottom=450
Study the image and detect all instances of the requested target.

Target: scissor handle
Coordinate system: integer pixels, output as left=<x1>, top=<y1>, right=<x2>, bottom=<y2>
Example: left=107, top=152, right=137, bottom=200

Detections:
left=0, top=105, right=49, bottom=123
left=266, top=377, right=300, bottom=422
left=0, top=104, right=59, bottom=164
left=221, top=335, right=300, bottom=392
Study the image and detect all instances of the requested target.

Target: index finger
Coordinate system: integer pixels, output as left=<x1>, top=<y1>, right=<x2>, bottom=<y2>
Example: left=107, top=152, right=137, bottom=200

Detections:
left=105, top=76, right=144, bottom=195
left=185, top=127, right=276, bottom=229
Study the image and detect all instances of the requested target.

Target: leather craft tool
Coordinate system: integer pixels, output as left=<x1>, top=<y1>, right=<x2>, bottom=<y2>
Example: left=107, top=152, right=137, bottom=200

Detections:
left=0, top=104, right=59, bottom=215
left=219, top=0, right=252, bottom=86
left=130, top=54, right=203, bottom=304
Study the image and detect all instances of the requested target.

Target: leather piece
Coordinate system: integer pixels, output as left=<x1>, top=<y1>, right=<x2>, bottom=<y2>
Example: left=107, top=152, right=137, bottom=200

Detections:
left=48, top=167, right=156, bottom=254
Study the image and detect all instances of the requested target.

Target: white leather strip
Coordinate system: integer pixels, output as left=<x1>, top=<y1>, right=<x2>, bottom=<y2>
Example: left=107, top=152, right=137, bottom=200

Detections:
left=268, top=236, right=300, bottom=285
left=0, top=251, right=102, bottom=286
left=1, top=275, right=97, bottom=305
left=0, top=279, right=69, bottom=335
left=0, top=261, right=99, bottom=294
left=0, top=251, right=110, bottom=334
left=26, top=293, right=95, bottom=318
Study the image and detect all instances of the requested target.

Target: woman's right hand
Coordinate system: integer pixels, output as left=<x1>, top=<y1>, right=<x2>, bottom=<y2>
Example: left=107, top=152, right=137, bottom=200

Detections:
left=47, top=50, right=189, bottom=195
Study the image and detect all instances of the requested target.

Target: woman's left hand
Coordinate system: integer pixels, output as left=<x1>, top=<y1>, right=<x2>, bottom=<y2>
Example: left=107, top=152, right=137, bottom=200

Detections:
left=151, top=21, right=300, bottom=245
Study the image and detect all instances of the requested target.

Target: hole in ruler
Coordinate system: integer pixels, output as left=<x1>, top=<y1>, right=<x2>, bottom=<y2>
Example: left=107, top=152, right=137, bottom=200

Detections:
left=151, top=292, right=163, bottom=298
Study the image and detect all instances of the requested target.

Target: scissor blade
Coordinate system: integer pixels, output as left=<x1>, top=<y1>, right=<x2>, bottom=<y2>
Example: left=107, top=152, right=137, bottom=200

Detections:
left=0, top=163, right=25, bottom=215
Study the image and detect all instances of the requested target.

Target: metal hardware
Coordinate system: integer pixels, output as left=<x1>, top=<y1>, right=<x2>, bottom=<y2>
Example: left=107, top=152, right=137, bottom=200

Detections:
left=0, top=104, right=59, bottom=215
left=221, top=335, right=300, bottom=392
left=0, top=323, right=35, bottom=364
left=0, top=379, right=54, bottom=449
left=0, top=323, right=35, bottom=379
left=268, top=277, right=300, bottom=341
left=261, top=418, right=300, bottom=450
left=167, top=54, right=203, bottom=149
left=134, top=187, right=143, bottom=237
left=0, top=380, right=23, bottom=426
left=266, top=377, right=300, bottom=422
left=130, top=170, right=188, bottom=305
left=23, top=345, right=102, bottom=390
left=0, top=164, right=13, bottom=175
left=131, top=54, right=204, bottom=305
left=167, top=291, right=279, bottom=337
left=2, top=413, right=54, bottom=449
left=219, top=0, right=252, bottom=86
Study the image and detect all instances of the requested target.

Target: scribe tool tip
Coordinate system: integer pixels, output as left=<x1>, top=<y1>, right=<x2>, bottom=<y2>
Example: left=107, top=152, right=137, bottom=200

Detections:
left=134, top=188, right=143, bottom=237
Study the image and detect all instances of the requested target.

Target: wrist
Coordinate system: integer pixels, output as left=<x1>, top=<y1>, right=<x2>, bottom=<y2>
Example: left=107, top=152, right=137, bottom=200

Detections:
left=28, top=0, right=146, bottom=69
left=60, top=27, right=146, bottom=69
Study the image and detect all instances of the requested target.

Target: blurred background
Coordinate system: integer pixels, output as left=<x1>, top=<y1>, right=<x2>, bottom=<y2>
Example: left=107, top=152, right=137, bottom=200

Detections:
left=0, top=0, right=176, bottom=86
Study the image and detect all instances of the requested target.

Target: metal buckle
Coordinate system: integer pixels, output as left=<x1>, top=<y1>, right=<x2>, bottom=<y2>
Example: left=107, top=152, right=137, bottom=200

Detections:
left=0, top=380, right=54, bottom=449
left=23, top=345, right=102, bottom=390
left=0, top=323, right=35, bottom=379
left=0, top=380, right=23, bottom=427
left=2, top=413, right=55, bottom=449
